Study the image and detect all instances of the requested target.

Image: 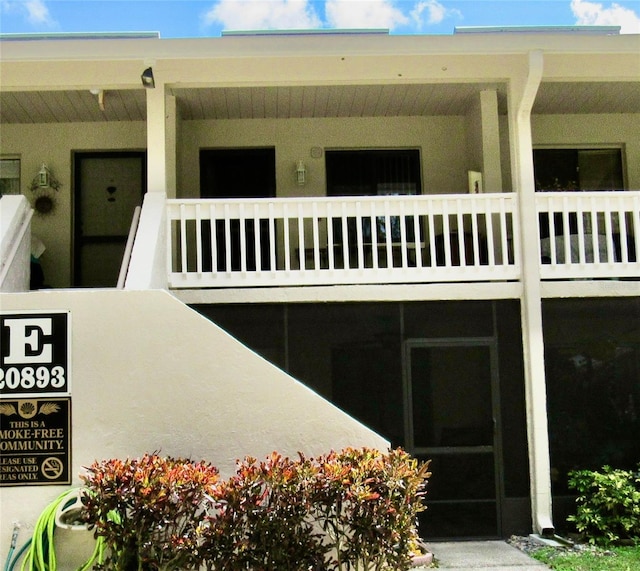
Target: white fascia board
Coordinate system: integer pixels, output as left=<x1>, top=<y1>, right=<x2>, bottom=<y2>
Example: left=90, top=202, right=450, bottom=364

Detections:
left=1, top=32, right=638, bottom=63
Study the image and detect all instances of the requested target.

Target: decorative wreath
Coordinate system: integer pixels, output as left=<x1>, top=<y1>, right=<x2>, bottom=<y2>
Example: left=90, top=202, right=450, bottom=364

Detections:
left=29, top=166, right=62, bottom=216
left=31, top=188, right=57, bottom=216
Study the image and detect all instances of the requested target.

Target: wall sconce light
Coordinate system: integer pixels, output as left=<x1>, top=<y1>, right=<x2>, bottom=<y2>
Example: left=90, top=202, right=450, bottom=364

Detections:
left=141, top=67, right=155, bottom=88
left=296, top=160, right=306, bottom=185
left=30, top=163, right=62, bottom=215
left=30, top=163, right=61, bottom=192
left=37, top=163, right=50, bottom=187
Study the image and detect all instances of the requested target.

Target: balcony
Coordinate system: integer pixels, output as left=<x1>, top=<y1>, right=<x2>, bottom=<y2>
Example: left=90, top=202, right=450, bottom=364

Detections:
left=537, top=191, right=639, bottom=280
left=166, top=191, right=639, bottom=289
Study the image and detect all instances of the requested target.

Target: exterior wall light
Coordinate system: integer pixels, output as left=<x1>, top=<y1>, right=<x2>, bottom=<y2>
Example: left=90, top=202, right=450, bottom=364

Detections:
left=30, top=163, right=61, bottom=192
left=37, top=163, right=50, bottom=188
left=30, top=163, right=62, bottom=216
left=141, top=67, right=155, bottom=88
left=296, top=160, right=306, bottom=185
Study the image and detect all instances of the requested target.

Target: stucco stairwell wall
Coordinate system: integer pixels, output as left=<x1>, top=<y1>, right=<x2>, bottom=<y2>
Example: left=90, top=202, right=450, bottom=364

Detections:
left=0, top=289, right=388, bottom=568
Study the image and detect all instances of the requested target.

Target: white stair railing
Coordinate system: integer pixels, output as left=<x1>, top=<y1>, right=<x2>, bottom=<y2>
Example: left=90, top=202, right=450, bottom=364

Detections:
left=0, top=196, right=34, bottom=292
left=117, top=206, right=142, bottom=289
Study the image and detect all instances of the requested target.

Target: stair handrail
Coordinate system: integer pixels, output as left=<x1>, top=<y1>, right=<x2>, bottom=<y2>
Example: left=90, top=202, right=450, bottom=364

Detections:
left=0, top=199, right=34, bottom=291
left=117, top=205, right=142, bottom=289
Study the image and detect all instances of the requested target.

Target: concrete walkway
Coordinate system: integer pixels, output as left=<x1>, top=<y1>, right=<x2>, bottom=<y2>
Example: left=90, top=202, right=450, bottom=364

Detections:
left=424, top=541, right=547, bottom=570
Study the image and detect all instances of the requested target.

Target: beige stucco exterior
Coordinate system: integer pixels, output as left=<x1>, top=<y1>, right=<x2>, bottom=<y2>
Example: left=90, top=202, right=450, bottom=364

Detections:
left=2, top=112, right=639, bottom=288
left=0, top=290, right=388, bottom=567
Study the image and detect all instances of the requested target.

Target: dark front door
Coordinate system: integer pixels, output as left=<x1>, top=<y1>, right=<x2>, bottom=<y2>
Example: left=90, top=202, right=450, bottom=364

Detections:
left=404, top=338, right=504, bottom=539
left=200, top=148, right=276, bottom=271
left=74, top=152, right=146, bottom=287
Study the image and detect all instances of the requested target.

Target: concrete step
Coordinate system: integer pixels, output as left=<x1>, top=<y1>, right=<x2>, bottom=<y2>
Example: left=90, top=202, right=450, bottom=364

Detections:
left=425, top=541, right=547, bottom=570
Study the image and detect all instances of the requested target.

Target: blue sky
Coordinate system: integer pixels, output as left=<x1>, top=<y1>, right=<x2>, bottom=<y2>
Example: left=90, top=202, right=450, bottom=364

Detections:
left=1, top=0, right=639, bottom=37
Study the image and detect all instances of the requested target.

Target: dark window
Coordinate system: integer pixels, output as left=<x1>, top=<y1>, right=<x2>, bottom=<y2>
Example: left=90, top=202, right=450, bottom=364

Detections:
left=326, top=150, right=421, bottom=246
left=533, top=148, right=625, bottom=241
left=533, top=148, right=623, bottom=192
left=200, top=148, right=276, bottom=199
left=199, top=148, right=276, bottom=271
left=326, top=149, right=421, bottom=197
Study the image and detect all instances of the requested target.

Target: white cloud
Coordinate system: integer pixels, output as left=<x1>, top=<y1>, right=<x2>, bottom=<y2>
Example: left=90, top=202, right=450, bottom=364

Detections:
left=571, top=0, right=640, bottom=34
left=325, top=0, right=409, bottom=30
left=24, top=0, right=50, bottom=24
left=203, top=0, right=460, bottom=33
left=1, top=0, right=55, bottom=27
left=410, top=0, right=460, bottom=27
left=204, top=0, right=321, bottom=31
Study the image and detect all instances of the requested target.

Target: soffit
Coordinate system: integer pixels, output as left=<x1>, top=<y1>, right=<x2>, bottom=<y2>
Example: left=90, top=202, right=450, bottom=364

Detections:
left=0, top=81, right=638, bottom=124
left=173, top=83, right=508, bottom=120
left=534, top=81, right=640, bottom=114
left=0, top=89, right=147, bottom=123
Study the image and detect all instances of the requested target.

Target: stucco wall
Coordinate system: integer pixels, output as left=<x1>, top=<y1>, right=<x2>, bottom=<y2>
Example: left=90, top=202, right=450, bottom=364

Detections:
left=532, top=113, right=640, bottom=190
left=0, top=289, right=388, bottom=568
left=178, top=116, right=470, bottom=200
left=0, top=122, right=146, bottom=288
left=3, top=112, right=638, bottom=289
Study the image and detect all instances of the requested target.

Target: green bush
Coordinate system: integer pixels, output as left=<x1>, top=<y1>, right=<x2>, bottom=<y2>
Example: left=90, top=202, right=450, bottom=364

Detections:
left=567, top=465, right=640, bottom=545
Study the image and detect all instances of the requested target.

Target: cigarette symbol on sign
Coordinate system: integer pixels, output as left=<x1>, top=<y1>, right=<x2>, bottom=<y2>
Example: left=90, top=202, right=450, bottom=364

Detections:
left=41, top=457, right=64, bottom=479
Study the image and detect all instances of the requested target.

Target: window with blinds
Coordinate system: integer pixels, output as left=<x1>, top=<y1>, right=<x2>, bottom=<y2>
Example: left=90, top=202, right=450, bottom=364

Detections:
left=0, top=158, right=21, bottom=196
left=326, top=149, right=422, bottom=245
left=326, top=149, right=421, bottom=197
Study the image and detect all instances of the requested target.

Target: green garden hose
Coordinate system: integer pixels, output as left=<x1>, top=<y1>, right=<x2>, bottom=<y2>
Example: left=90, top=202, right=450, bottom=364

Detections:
left=4, top=489, right=104, bottom=571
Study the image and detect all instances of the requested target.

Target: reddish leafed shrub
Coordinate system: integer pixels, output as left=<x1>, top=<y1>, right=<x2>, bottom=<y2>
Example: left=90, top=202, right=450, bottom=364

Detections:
left=81, top=448, right=430, bottom=571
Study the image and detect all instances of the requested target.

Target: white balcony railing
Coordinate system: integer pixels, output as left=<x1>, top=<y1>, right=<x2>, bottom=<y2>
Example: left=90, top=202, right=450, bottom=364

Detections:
left=165, top=191, right=639, bottom=289
left=167, top=193, right=519, bottom=288
left=536, top=191, right=640, bottom=280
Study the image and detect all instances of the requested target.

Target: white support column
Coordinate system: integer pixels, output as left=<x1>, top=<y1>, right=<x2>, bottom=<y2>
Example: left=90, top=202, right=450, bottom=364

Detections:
left=146, top=82, right=167, bottom=193
left=508, top=50, right=555, bottom=536
left=480, top=89, right=502, bottom=193
left=465, top=89, right=501, bottom=193
left=165, top=94, right=177, bottom=198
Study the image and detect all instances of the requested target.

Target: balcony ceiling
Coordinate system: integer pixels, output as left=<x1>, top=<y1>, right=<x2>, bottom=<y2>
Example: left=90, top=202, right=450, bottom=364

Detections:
left=1, top=81, right=638, bottom=124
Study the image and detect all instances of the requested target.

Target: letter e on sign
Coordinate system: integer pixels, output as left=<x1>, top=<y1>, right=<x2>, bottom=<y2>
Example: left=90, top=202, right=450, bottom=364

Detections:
left=4, top=318, right=53, bottom=364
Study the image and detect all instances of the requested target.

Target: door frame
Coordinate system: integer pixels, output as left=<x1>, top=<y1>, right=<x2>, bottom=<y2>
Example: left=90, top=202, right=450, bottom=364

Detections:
left=402, top=336, right=505, bottom=538
left=73, top=151, right=146, bottom=286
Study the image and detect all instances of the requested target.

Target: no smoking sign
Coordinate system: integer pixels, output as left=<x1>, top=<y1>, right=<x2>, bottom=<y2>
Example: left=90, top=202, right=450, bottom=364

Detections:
left=0, top=397, right=71, bottom=486
left=1, top=311, right=72, bottom=486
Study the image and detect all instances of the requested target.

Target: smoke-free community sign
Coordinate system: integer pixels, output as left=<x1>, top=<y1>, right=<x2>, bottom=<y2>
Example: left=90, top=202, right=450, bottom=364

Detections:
left=0, top=398, right=71, bottom=485
left=1, top=312, right=71, bottom=486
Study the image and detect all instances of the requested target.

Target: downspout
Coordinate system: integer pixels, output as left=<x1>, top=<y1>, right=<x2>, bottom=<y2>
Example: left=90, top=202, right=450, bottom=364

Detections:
left=510, top=50, right=555, bottom=536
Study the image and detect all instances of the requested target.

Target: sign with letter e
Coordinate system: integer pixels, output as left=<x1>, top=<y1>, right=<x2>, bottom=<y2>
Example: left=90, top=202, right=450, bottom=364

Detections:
left=1, top=311, right=70, bottom=398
